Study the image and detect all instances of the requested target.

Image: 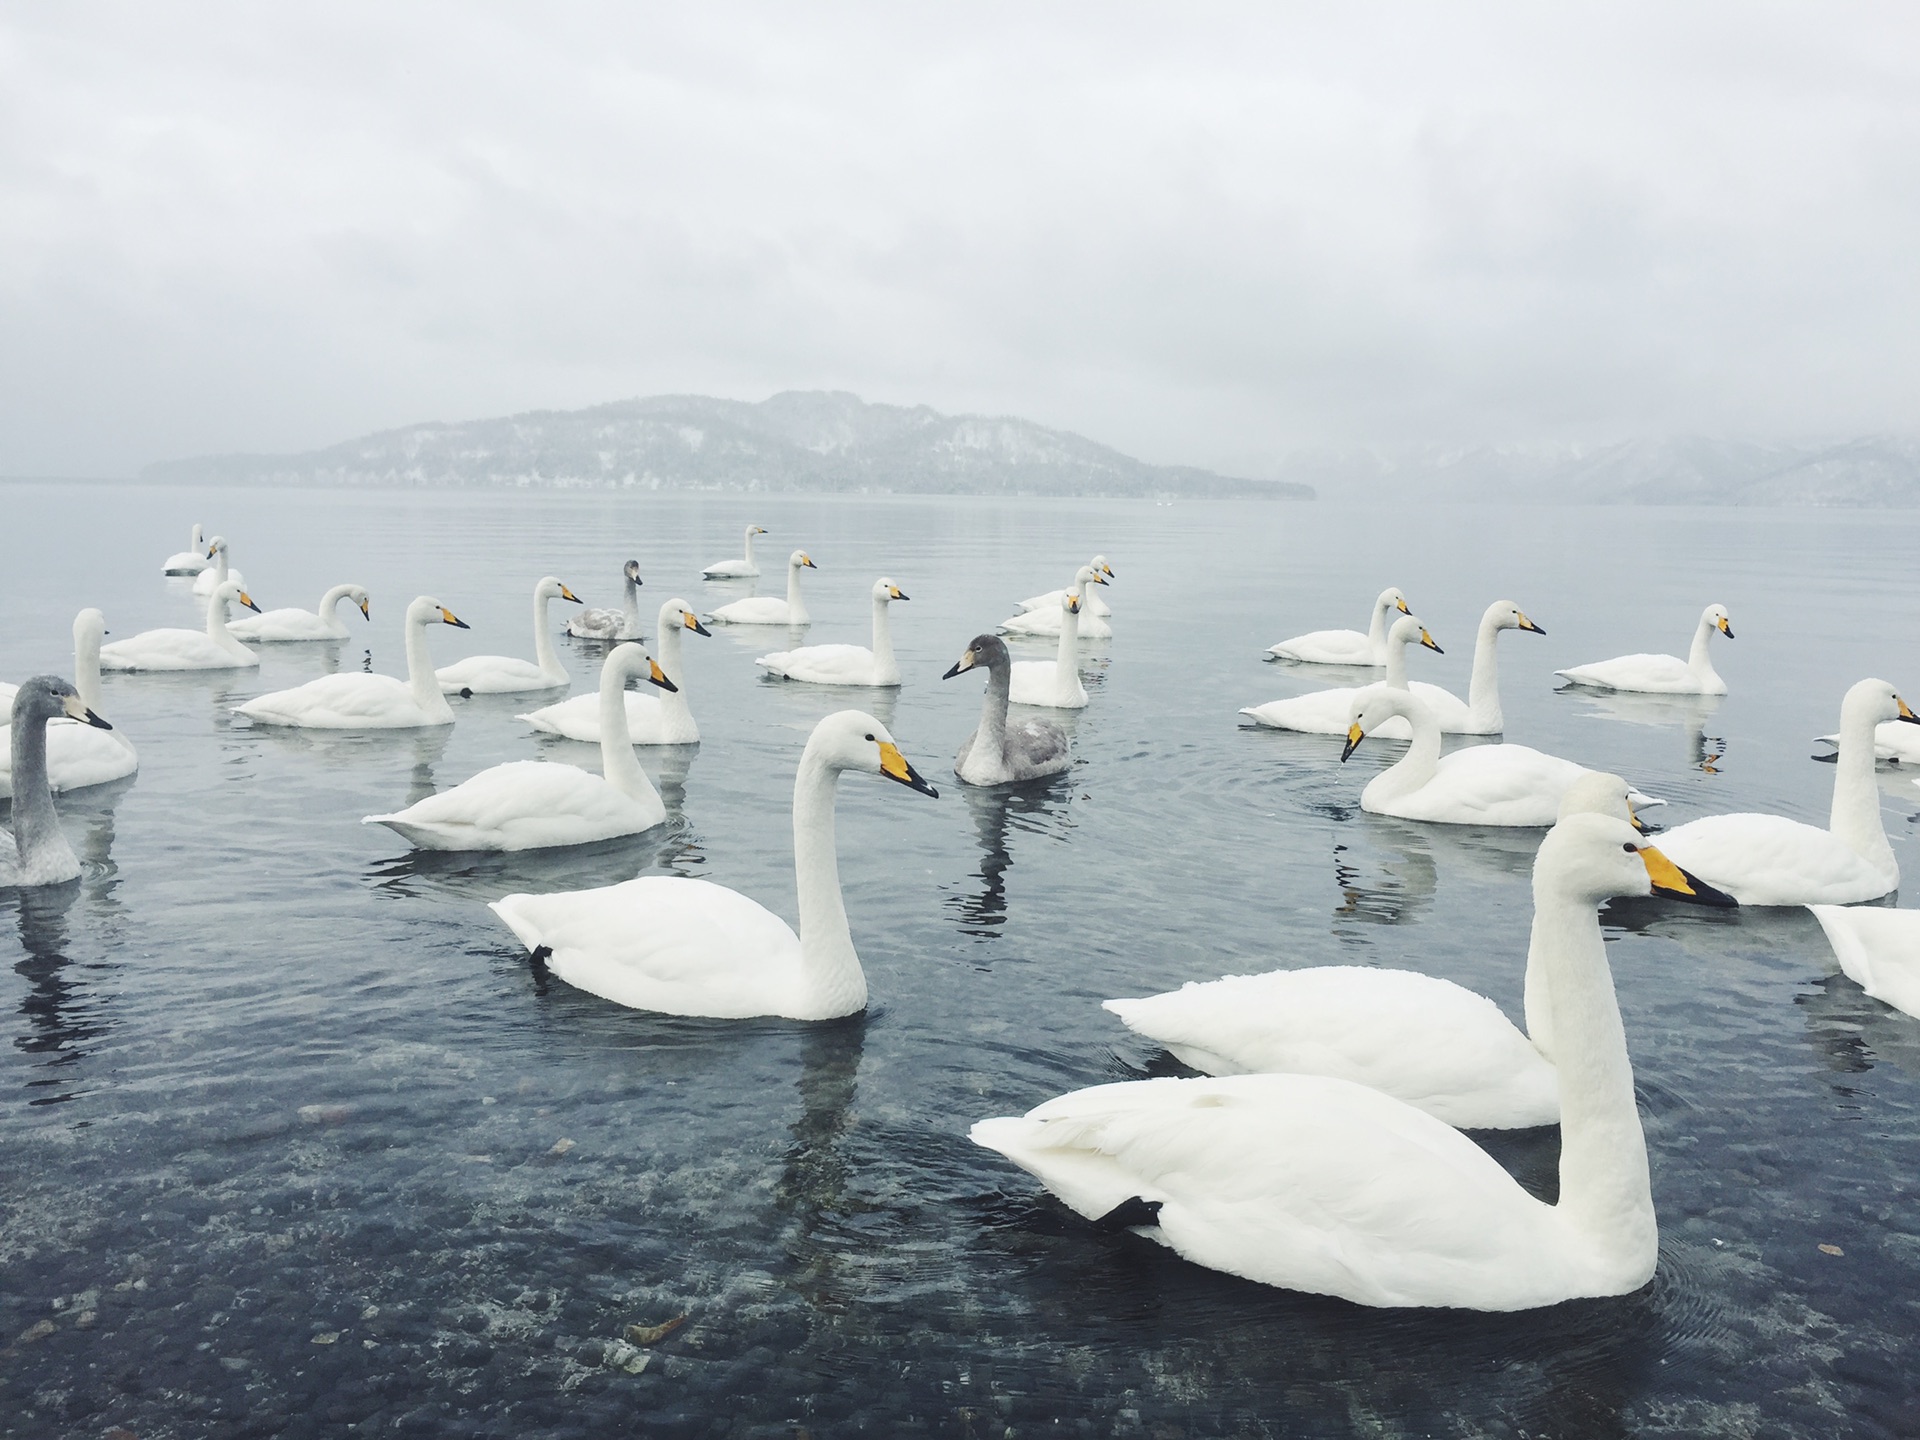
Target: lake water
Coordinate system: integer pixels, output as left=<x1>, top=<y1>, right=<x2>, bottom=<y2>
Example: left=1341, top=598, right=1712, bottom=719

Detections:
left=3, top=481, right=1919, bottom=1439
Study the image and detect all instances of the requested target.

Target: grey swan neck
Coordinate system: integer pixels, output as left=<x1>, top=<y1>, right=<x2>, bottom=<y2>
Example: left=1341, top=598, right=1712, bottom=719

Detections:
left=6, top=705, right=77, bottom=880
left=791, top=746, right=863, bottom=1017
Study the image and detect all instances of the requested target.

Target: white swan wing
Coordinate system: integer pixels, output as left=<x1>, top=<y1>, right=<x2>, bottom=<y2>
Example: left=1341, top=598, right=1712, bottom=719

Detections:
left=1382, top=745, right=1588, bottom=826
left=227, top=607, right=335, bottom=641
left=366, top=760, right=657, bottom=851
left=99, top=629, right=255, bottom=671
left=1554, top=653, right=1700, bottom=693
left=1658, top=814, right=1893, bottom=906
left=756, top=644, right=880, bottom=685
left=1813, top=720, right=1920, bottom=762
left=1808, top=905, right=1920, bottom=1018
left=519, top=691, right=680, bottom=744
left=709, top=598, right=792, bottom=625
left=1266, top=628, right=1374, bottom=665
left=489, top=876, right=805, bottom=1018
left=701, top=558, right=757, bottom=578
left=239, top=673, right=431, bottom=728
left=191, top=566, right=246, bottom=596
left=1241, top=686, right=1410, bottom=737
left=1009, top=659, right=1086, bottom=709
left=435, top=656, right=559, bottom=693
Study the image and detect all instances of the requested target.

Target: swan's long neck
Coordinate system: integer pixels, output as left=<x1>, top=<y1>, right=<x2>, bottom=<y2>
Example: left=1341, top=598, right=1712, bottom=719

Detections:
left=977, top=655, right=1013, bottom=760
left=744, top=528, right=758, bottom=569
left=1363, top=697, right=1442, bottom=805
left=1055, top=591, right=1081, bottom=692
left=870, top=596, right=897, bottom=681
left=190, top=523, right=203, bottom=551
left=786, top=563, right=810, bottom=625
left=205, top=589, right=238, bottom=649
left=1686, top=615, right=1721, bottom=685
left=405, top=616, right=454, bottom=721
left=597, top=664, right=658, bottom=804
left=653, top=612, right=694, bottom=731
left=531, top=590, right=563, bottom=680
left=1831, top=698, right=1895, bottom=868
left=210, top=549, right=229, bottom=586
left=73, top=623, right=103, bottom=713
left=1466, top=612, right=1505, bottom=732
left=1383, top=634, right=1410, bottom=688
left=622, top=573, right=642, bottom=632
left=1367, top=597, right=1393, bottom=657
left=318, top=585, right=354, bottom=634
left=792, top=748, right=864, bottom=1015
left=1521, top=911, right=1555, bottom=1060
left=7, top=708, right=71, bottom=874
left=1533, top=879, right=1656, bottom=1261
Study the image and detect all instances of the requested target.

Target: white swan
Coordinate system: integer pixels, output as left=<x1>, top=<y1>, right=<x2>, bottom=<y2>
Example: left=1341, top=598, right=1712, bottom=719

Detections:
left=519, top=600, right=710, bottom=745
left=236, top=597, right=470, bottom=729
left=567, top=561, right=645, bottom=640
left=1240, top=614, right=1443, bottom=737
left=227, top=584, right=371, bottom=642
left=1000, top=564, right=1113, bottom=640
left=1017, top=555, right=1116, bottom=619
left=0, top=610, right=138, bottom=798
left=1556, top=603, right=1733, bottom=695
left=945, top=634, right=1071, bottom=784
left=708, top=551, right=817, bottom=626
left=756, top=579, right=907, bottom=686
left=190, top=536, right=248, bottom=597
left=436, top=576, right=581, bottom=694
left=1009, top=567, right=1110, bottom=709
left=162, top=523, right=208, bottom=576
left=100, top=581, right=261, bottom=671
left=1807, top=905, right=1920, bottom=1020
left=365, top=644, right=677, bottom=851
left=2, top=678, right=116, bottom=887
left=1102, top=774, right=1726, bottom=1130
left=973, top=813, right=1680, bottom=1310
left=1266, top=587, right=1411, bottom=665
left=1655, top=678, right=1916, bottom=905
left=702, top=525, right=769, bottom=579
left=1410, top=600, right=1546, bottom=734
left=488, top=710, right=939, bottom=1019
left=1341, top=685, right=1659, bottom=826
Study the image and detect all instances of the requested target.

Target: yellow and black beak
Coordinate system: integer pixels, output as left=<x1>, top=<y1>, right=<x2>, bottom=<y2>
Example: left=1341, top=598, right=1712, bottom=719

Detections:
left=358, top=598, right=372, bottom=620
left=1395, top=597, right=1411, bottom=615
left=1068, top=595, right=1081, bottom=614
left=1638, top=844, right=1737, bottom=908
left=440, top=607, right=470, bottom=630
left=684, top=611, right=712, bottom=637
left=1628, top=806, right=1652, bottom=836
left=889, top=586, right=908, bottom=600
left=560, top=584, right=582, bottom=604
left=1340, top=721, right=1367, bottom=763
left=237, top=590, right=261, bottom=613
left=1089, top=572, right=1110, bottom=587
left=1101, top=562, right=1115, bottom=579
left=942, top=649, right=978, bottom=680
left=1419, top=629, right=1443, bottom=654
left=754, top=527, right=768, bottom=535
left=206, top=543, right=219, bottom=557
left=800, top=554, right=818, bottom=569
left=879, top=741, right=939, bottom=798
left=1717, top=615, right=1734, bottom=638
left=62, top=694, right=113, bottom=730
left=646, top=658, right=678, bottom=693
left=1518, top=612, right=1545, bottom=635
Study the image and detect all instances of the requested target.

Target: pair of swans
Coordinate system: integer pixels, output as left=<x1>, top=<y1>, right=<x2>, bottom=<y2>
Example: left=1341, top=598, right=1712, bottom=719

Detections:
left=100, top=581, right=261, bottom=671
left=1267, top=587, right=1410, bottom=665
left=709, top=552, right=817, bottom=626
left=490, top=710, right=939, bottom=1018
left=229, top=584, right=370, bottom=642
left=190, top=537, right=246, bottom=597
left=366, top=644, right=679, bottom=851
left=162, top=524, right=208, bottom=575
left=567, top=561, right=645, bottom=640
left=1002, top=556, right=1115, bottom=640
left=522, top=600, right=709, bottom=744
left=757, top=580, right=908, bottom=686
left=237, top=597, right=470, bottom=728
left=945, top=635, right=1071, bottom=784
left=1008, top=566, right=1110, bottom=709
left=972, top=810, right=1713, bottom=1310
left=2, top=677, right=115, bottom=887
left=0, top=610, right=139, bottom=797
left=702, top=525, right=769, bottom=579
left=1015, top=555, right=1114, bottom=619
left=1557, top=604, right=1733, bottom=695
left=437, top=576, right=581, bottom=694
left=1243, top=614, right=1444, bottom=737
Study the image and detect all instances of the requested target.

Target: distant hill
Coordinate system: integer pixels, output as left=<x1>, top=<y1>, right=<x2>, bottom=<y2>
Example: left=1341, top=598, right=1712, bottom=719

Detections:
left=141, top=390, right=1313, bottom=501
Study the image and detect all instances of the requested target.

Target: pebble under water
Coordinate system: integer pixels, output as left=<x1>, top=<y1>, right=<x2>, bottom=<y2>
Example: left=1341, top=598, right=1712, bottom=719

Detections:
left=3, top=482, right=1920, bottom=1439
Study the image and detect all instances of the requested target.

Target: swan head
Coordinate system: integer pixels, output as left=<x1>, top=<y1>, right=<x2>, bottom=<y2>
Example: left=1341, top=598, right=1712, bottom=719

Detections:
left=347, top=586, right=371, bottom=620
left=873, top=578, right=909, bottom=603
left=1703, top=603, right=1733, bottom=639
left=622, top=560, right=644, bottom=586
left=1557, top=771, right=1651, bottom=835
left=1387, top=614, right=1443, bottom=655
left=807, top=709, right=939, bottom=797
left=790, top=551, right=818, bottom=571
left=1090, top=554, right=1115, bottom=579
left=1842, top=677, right=1920, bottom=729
left=407, top=596, right=470, bottom=630
left=1486, top=600, right=1545, bottom=635
left=749, top=525, right=769, bottom=537
left=1340, top=684, right=1419, bottom=760
left=1539, top=812, right=1735, bottom=908
left=214, top=580, right=261, bottom=613
left=1377, top=587, right=1410, bottom=617
left=14, top=675, right=111, bottom=731
left=538, top=576, right=582, bottom=605
left=73, top=608, right=107, bottom=648
left=607, top=642, right=677, bottom=693
left=205, top=535, right=229, bottom=559
left=1073, top=564, right=1109, bottom=591
left=663, top=598, right=712, bottom=636
left=944, top=633, right=1011, bottom=680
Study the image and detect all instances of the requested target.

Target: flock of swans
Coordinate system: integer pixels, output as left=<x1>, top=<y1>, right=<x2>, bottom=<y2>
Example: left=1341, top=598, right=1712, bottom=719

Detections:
left=6, top=521, right=1920, bottom=1316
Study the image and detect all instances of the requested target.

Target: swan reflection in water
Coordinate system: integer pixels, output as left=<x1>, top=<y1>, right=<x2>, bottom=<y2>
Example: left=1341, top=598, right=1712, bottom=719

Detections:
left=8, top=881, right=101, bottom=1106
left=1559, top=688, right=1727, bottom=772
left=1797, top=961, right=1920, bottom=1084
left=943, top=776, right=1074, bottom=942
left=774, top=1017, right=869, bottom=1315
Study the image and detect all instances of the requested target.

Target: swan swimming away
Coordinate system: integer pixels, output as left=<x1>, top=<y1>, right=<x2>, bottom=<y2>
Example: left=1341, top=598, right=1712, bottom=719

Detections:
left=1103, top=774, right=1729, bottom=1130
left=1267, top=587, right=1411, bottom=666
left=945, top=634, right=1071, bottom=784
left=702, top=525, right=769, bottom=579
left=1341, top=685, right=1660, bottom=825
left=708, top=551, right=818, bottom=626
left=162, top=523, right=208, bottom=576
left=1556, top=604, right=1733, bottom=695
left=435, top=576, right=580, bottom=694
left=488, top=710, right=939, bottom=1019
left=236, top=597, right=470, bottom=729
left=190, top=536, right=247, bottom=597
left=568, top=561, right=644, bottom=640
left=1, top=677, right=114, bottom=887
left=365, top=643, right=677, bottom=851
left=227, top=584, right=371, bottom=642
left=1009, top=567, right=1109, bottom=709
left=1655, top=678, right=1917, bottom=905
left=756, top=579, right=908, bottom=686
left=1807, top=905, right=1920, bottom=1020
left=520, top=600, right=710, bottom=744
left=1240, top=614, right=1443, bottom=737
left=100, top=581, right=262, bottom=671
left=0, top=610, right=139, bottom=798
left=1017, top=555, right=1116, bottom=619
left=972, top=813, right=1685, bottom=1310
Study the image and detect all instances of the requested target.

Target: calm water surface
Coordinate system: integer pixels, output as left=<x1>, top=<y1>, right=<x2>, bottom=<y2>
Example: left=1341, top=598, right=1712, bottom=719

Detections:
left=3, top=483, right=1919, bottom=1438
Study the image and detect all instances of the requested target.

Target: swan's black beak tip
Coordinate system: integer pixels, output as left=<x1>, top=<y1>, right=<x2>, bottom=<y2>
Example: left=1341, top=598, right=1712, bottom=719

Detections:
left=85, top=709, right=112, bottom=731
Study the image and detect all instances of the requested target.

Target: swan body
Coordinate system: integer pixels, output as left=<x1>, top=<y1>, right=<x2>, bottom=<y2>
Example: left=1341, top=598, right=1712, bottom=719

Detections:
left=519, top=600, right=709, bottom=744
left=1241, top=615, right=1443, bottom=737
left=1, top=678, right=114, bottom=887
left=1556, top=604, right=1733, bottom=695
left=162, top=523, right=208, bottom=575
left=1010, top=567, right=1109, bottom=708
left=1017, top=555, right=1116, bottom=619
left=1000, top=565, right=1113, bottom=640
left=1813, top=720, right=1920, bottom=763
left=1342, top=686, right=1659, bottom=826
left=708, top=551, right=817, bottom=626
left=1808, top=905, right=1920, bottom=1019
left=1266, top=587, right=1410, bottom=665
left=757, top=579, right=907, bottom=686
left=1656, top=678, right=1916, bottom=905
left=227, top=584, right=370, bottom=641
left=568, top=560, right=644, bottom=639
left=365, top=644, right=675, bottom=850
left=973, top=815, right=1676, bottom=1310
left=237, top=597, right=469, bottom=729
left=100, top=581, right=261, bottom=671
left=488, top=710, right=939, bottom=1019
left=946, top=634, right=1071, bottom=784
left=435, top=576, right=580, bottom=693
left=702, top=525, right=768, bottom=579
left=0, top=610, right=138, bottom=797
left=190, top=536, right=247, bottom=597
left=1409, top=600, right=1545, bottom=735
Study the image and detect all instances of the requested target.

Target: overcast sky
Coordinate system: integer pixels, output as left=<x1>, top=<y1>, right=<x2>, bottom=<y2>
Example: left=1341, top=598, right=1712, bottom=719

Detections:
left=4, top=2, right=1918, bottom=478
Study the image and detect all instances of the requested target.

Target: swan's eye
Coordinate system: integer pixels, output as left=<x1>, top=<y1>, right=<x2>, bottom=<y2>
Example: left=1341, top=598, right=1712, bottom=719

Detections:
left=864, top=732, right=875, bottom=741
left=1622, top=843, right=1638, bottom=853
